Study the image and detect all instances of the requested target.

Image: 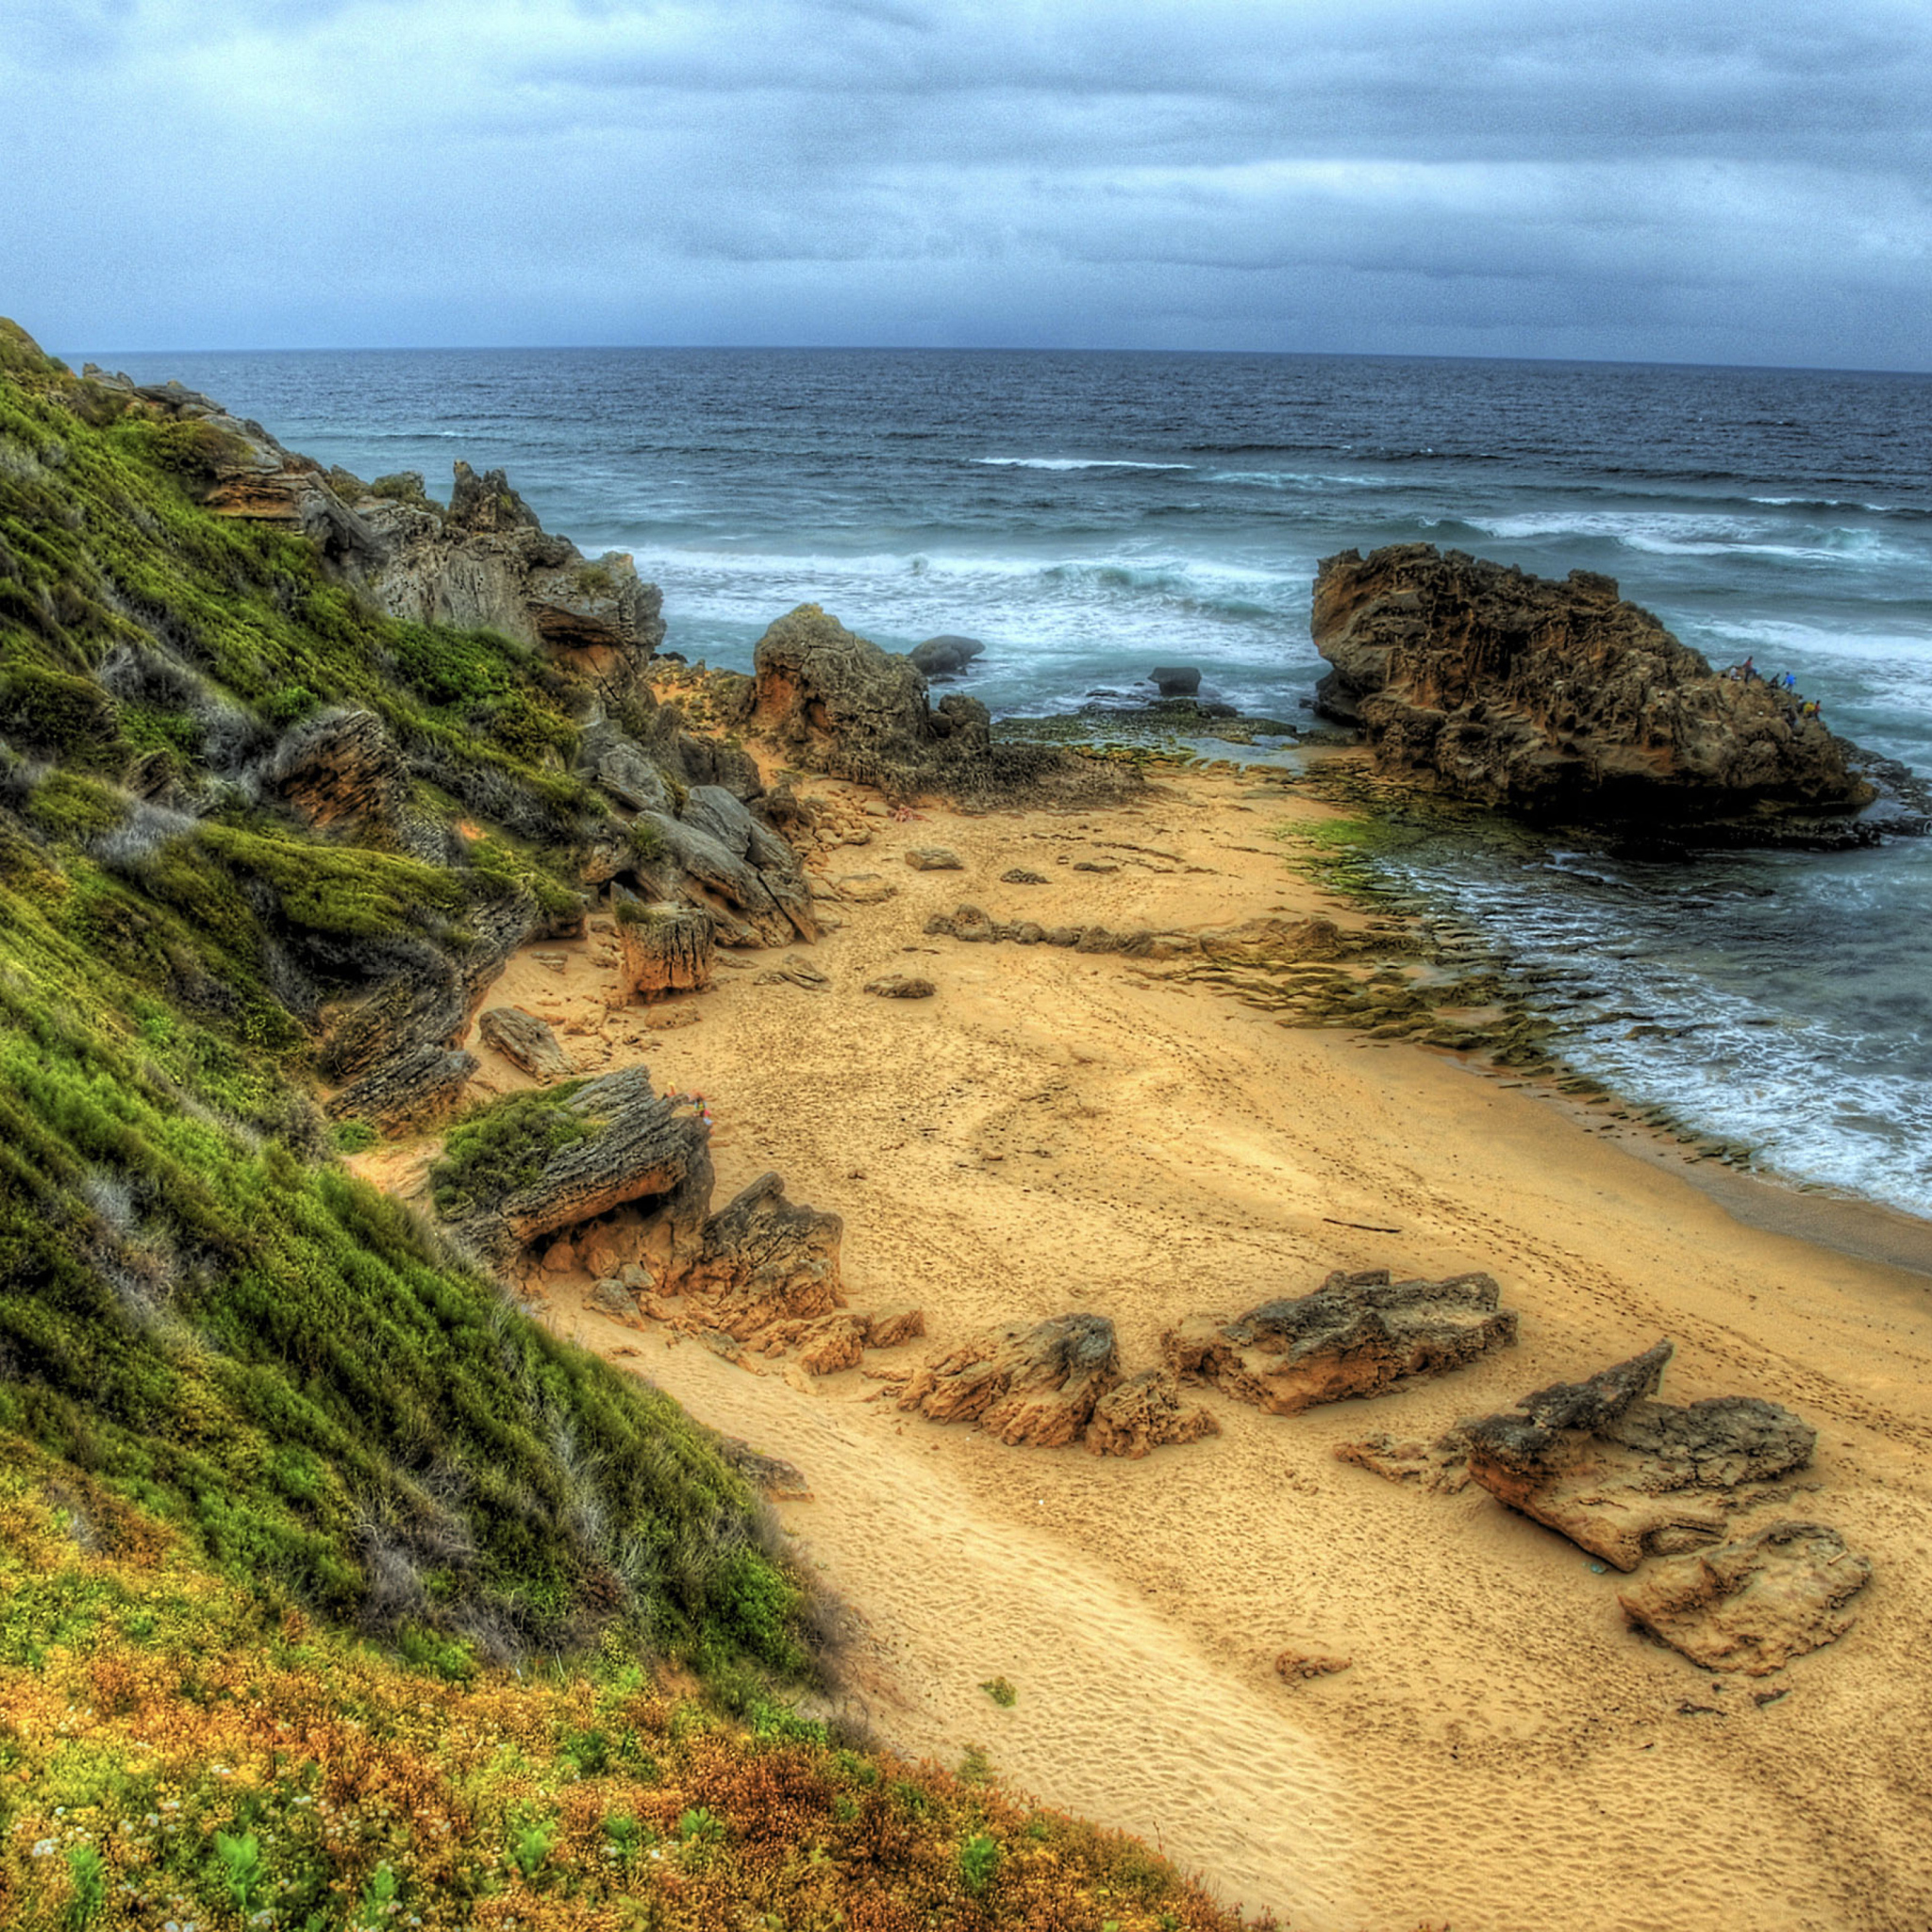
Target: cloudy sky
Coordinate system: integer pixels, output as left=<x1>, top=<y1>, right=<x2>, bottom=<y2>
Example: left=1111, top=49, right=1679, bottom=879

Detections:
left=9, top=0, right=1931, bottom=368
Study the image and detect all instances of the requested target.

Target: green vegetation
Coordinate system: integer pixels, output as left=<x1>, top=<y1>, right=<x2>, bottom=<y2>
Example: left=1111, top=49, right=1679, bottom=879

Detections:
left=429, top=1083, right=596, bottom=1219
left=0, top=321, right=1258, bottom=1927
left=980, top=1674, right=1018, bottom=1707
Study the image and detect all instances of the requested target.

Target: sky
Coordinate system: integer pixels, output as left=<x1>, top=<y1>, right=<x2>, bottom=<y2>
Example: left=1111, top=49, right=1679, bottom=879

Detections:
left=8, top=0, right=1932, bottom=369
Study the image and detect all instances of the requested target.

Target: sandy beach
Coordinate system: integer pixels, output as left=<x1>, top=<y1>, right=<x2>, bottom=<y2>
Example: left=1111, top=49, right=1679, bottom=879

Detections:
left=365, top=760, right=1932, bottom=1932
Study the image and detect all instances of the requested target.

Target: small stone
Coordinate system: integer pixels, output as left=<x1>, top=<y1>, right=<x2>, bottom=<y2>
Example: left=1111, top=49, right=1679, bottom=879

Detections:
left=833, top=874, right=898, bottom=904
left=1002, top=868, right=1049, bottom=885
left=1274, top=1648, right=1352, bottom=1681
left=864, top=974, right=937, bottom=999
left=1071, top=859, right=1119, bottom=874
left=906, top=847, right=964, bottom=872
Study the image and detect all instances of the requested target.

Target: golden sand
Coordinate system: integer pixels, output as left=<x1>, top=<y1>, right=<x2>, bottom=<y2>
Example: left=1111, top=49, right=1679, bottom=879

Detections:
left=369, top=765, right=1932, bottom=1932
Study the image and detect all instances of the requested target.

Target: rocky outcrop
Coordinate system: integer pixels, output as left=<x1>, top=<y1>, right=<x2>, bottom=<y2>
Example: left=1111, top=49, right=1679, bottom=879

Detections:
left=617, top=903, right=714, bottom=1000
left=1462, top=1341, right=1817, bottom=1571
left=630, top=785, right=817, bottom=947
left=447, top=1067, right=714, bottom=1267
left=330, top=1043, right=478, bottom=1133
left=908, top=635, right=984, bottom=678
left=679, top=1171, right=845, bottom=1339
left=1618, top=1521, right=1872, bottom=1674
left=80, top=369, right=385, bottom=574
left=899, top=1313, right=1122, bottom=1448
left=1085, top=1369, right=1221, bottom=1459
left=477, top=1007, right=575, bottom=1080
left=1332, top=1429, right=1474, bottom=1493
left=264, top=708, right=409, bottom=832
left=1311, top=545, right=1876, bottom=836
left=741, top=606, right=1135, bottom=806
left=1166, top=1270, right=1517, bottom=1415
left=359, top=463, right=663, bottom=708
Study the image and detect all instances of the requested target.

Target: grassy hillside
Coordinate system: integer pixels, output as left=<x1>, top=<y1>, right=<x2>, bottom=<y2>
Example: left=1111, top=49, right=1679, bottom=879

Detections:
left=0, top=321, right=1257, bottom=1928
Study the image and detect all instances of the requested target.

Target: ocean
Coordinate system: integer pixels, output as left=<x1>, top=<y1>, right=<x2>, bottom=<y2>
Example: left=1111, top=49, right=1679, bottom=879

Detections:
left=83, top=345, right=1932, bottom=1217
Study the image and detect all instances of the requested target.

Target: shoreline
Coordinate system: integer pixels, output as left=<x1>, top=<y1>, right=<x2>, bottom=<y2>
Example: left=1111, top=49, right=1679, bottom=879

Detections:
left=373, top=749, right=1932, bottom=1931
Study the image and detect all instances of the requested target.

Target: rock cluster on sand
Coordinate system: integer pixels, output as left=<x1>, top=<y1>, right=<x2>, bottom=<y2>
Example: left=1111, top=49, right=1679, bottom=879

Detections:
left=1312, top=544, right=1875, bottom=838
left=925, top=902, right=1350, bottom=964
left=737, top=605, right=1136, bottom=805
left=1167, top=1269, right=1518, bottom=1415
left=899, top=1314, right=1218, bottom=1457
left=1341, top=1339, right=1872, bottom=1674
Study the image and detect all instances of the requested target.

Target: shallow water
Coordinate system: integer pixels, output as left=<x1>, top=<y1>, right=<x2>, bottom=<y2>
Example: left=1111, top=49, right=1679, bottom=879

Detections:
left=83, top=344, right=1932, bottom=1213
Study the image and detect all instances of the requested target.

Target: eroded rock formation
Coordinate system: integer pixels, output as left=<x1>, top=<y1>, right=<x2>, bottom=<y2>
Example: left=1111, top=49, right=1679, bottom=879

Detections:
left=1462, top=1341, right=1816, bottom=1571
left=1085, top=1369, right=1221, bottom=1459
left=477, top=1006, right=575, bottom=1081
left=899, top=1314, right=1123, bottom=1448
left=1312, top=544, right=1876, bottom=837
left=740, top=605, right=1135, bottom=805
left=617, top=903, right=714, bottom=1000
left=1167, top=1270, right=1517, bottom=1416
left=1617, top=1521, right=1872, bottom=1674
left=678, top=1171, right=845, bottom=1339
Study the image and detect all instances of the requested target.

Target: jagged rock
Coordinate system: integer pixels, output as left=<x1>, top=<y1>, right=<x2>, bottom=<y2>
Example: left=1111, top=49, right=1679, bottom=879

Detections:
left=1085, top=1369, right=1221, bottom=1459
left=1311, top=545, right=1876, bottom=836
left=863, top=974, right=935, bottom=999
left=1165, top=1270, right=1517, bottom=1415
left=1274, top=1648, right=1352, bottom=1681
left=1071, top=858, right=1118, bottom=874
left=329, top=1043, right=478, bottom=1132
left=631, top=790, right=816, bottom=945
left=617, top=904, right=714, bottom=1000
left=899, top=1314, right=1120, bottom=1448
left=1618, top=1522, right=1872, bottom=1674
left=576, top=722, right=675, bottom=814
left=865, top=1305, right=926, bottom=1348
left=1149, top=666, right=1202, bottom=697
left=905, top=846, right=963, bottom=871
left=265, top=708, right=409, bottom=831
left=363, top=461, right=664, bottom=707
left=680, top=1172, right=845, bottom=1339
left=791, top=1313, right=872, bottom=1376
left=1332, top=1429, right=1473, bottom=1494
left=478, top=1006, right=575, bottom=1080
left=908, top=634, right=984, bottom=678
left=741, top=605, right=1135, bottom=805
left=446, top=1066, right=714, bottom=1267
left=1002, top=868, right=1048, bottom=885
left=1463, top=1341, right=1817, bottom=1571
left=833, top=874, right=897, bottom=905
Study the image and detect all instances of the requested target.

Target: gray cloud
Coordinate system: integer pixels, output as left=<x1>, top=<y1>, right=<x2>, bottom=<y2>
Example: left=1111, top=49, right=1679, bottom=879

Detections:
left=7, top=0, right=1930, bottom=365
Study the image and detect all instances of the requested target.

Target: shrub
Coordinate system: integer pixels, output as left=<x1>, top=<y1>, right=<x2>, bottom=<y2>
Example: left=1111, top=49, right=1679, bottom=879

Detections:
left=428, top=1084, right=594, bottom=1219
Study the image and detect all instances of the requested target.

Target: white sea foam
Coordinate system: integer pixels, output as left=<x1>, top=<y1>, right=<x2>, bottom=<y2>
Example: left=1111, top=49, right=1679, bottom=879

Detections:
left=974, top=458, right=1196, bottom=472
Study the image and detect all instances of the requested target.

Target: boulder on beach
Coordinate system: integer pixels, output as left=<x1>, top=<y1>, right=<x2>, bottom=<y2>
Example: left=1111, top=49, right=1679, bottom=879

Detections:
left=1166, top=1269, right=1517, bottom=1415
left=1462, top=1340, right=1817, bottom=1571
left=1311, top=544, right=1876, bottom=837
left=1149, top=665, right=1202, bottom=697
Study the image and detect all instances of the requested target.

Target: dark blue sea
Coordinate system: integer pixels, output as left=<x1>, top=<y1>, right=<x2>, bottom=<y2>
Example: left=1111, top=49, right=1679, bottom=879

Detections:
left=81, top=346, right=1932, bottom=1216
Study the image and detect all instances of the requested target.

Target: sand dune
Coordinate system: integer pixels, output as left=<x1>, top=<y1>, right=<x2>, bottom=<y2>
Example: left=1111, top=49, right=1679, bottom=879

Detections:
left=422, top=765, right=1932, bottom=1932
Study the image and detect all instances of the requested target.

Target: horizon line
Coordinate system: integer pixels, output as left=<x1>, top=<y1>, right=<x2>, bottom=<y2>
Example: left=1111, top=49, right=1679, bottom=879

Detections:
left=62, top=341, right=1932, bottom=383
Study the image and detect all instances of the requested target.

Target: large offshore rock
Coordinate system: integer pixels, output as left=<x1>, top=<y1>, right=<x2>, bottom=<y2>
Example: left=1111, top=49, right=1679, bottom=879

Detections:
left=1617, top=1521, right=1872, bottom=1674
left=1463, top=1341, right=1817, bottom=1571
left=741, top=605, right=1135, bottom=806
left=679, top=1171, right=846, bottom=1338
left=899, top=1313, right=1122, bottom=1447
left=1311, top=545, right=1875, bottom=834
left=908, top=634, right=984, bottom=678
left=446, top=1066, right=714, bottom=1267
left=617, top=903, right=714, bottom=1000
left=1165, top=1269, right=1517, bottom=1416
